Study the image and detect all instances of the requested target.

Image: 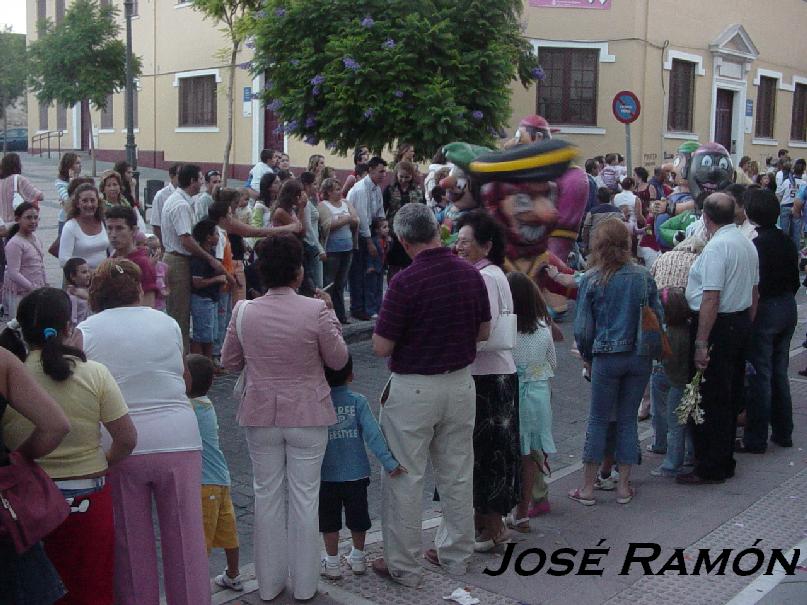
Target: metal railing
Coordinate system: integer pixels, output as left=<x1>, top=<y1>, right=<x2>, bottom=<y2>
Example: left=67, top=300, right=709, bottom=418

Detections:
left=31, top=130, right=67, bottom=159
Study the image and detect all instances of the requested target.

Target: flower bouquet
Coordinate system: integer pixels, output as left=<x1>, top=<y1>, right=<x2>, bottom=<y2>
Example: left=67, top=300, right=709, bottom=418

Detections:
left=675, top=369, right=705, bottom=425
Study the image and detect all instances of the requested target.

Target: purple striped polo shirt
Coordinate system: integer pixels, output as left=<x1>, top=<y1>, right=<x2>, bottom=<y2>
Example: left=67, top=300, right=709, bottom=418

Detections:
left=374, top=246, right=491, bottom=375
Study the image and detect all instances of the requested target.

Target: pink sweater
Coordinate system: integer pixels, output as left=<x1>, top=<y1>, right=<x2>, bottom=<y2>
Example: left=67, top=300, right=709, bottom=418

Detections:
left=3, top=234, right=47, bottom=295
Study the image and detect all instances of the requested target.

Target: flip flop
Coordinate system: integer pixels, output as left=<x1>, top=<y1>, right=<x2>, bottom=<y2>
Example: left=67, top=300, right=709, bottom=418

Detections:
left=567, top=488, right=596, bottom=506
left=616, top=486, right=635, bottom=505
left=505, top=513, right=531, bottom=533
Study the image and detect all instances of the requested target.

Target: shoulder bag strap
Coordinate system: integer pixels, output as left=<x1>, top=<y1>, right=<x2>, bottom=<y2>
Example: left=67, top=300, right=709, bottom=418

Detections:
left=483, top=265, right=510, bottom=314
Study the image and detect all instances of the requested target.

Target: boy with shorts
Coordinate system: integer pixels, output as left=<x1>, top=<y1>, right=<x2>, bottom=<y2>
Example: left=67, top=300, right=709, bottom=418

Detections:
left=186, top=354, right=242, bottom=591
left=320, top=356, right=405, bottom=579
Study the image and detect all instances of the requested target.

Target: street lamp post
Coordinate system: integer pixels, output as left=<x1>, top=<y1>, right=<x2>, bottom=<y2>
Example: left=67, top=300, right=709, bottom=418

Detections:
left=123, top=0, right=137, bottom=170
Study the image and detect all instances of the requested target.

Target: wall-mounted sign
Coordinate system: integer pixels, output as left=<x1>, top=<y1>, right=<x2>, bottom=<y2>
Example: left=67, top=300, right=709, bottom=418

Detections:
left=529, top=0, right=612, bottom=9
left=243, top=86, right=252, bottom=117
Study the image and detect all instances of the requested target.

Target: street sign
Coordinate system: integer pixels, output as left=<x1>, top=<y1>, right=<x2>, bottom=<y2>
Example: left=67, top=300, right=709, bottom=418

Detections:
left=612, top=90, right=641, bottom=124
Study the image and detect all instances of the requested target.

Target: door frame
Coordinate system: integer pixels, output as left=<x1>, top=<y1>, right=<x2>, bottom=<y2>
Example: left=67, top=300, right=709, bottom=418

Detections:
left=709, top=77, right=746, bottom=165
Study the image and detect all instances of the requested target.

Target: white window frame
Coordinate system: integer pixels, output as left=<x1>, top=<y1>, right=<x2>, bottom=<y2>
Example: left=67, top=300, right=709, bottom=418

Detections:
left=174, top=69, right=221, bottom=133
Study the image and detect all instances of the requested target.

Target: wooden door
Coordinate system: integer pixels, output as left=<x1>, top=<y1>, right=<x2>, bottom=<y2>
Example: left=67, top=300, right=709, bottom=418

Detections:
left=714, top=89, right=734, bottom=152
left=263, top=107, right=284, bottom=152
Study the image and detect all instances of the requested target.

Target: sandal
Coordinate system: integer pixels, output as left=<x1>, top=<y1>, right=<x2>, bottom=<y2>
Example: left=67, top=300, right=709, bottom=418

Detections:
left=616, top=486, right=635, bottom=505
left=568, top=488, right=596, bottom=506
left=505, top=513, right=531, bottom=533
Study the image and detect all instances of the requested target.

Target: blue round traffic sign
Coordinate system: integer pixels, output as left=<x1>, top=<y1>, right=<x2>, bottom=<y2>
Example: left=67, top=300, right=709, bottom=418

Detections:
left=612, top=90, right=641, bottom=124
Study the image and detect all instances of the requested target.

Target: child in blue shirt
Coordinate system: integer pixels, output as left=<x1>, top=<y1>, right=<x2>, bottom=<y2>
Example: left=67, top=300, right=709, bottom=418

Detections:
left=319, top=355, right=404, bottom=579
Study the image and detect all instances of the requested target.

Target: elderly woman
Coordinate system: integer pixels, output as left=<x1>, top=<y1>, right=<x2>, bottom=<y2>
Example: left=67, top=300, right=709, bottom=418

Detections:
left=572, top=219, right=662, bottom=506
left=58, top=183, right=110, bottom=270
left=73, top=259, right=209, bottom=605
left=455, top=210, right=520, bottom=552
left=0, top=287, right=136, bottom=605
left=0, top=152, right=43, bottom=224
left=221, top=233, right=348, bottom=601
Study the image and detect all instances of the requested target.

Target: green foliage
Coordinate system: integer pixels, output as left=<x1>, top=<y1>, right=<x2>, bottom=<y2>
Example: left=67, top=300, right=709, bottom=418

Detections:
left=250, top=0, right=541, bottom=160
left=27, top=0, right=141, bottom=110
left=192, top=0, right=263, bottom=44
left=0, top=29, right=27, bottom=120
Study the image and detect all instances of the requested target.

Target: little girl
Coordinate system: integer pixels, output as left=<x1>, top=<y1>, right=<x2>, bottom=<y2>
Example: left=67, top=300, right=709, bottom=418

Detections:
left=146, top=235, right=170, bottom=311
left=651, top=287, right=695, bottom=477
left=63, top=257, right=91, bottom=324
left=2, top=202, right=47, bottom=319
left=506, top=271, right=557, bottom=530
left=366, top=217, right=390, bottom=318
left=235, top=188, right=253, bottom=225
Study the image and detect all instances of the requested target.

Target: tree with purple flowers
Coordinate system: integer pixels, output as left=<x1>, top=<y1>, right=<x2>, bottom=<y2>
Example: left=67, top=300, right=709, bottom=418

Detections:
left=249, top=0, right=541, bottom=160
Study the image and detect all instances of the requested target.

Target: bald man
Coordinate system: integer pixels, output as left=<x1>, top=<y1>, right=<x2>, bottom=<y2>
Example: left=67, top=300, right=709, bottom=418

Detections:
left=680, top=192, right=759, bottom=484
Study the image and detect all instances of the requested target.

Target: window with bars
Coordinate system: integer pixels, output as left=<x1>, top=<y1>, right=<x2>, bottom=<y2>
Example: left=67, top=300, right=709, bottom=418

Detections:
left=56, top=104, right=67, bottom=131
left=755, top=76, right=777, bottom=139
left=667, top=60, right=695, bottom=132
left=791, top=84, right=806, bottom=142
left=536, top=48, right=598, bottom=126
left=101, top=94, right=114, bottom=129
left=178, top=75, right=217, bottom=127
left=38, top=101, right=48, bottom=131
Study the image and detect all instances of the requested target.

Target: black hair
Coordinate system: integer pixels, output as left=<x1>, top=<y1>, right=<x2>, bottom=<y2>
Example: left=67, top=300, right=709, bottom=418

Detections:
left=178, top=164, right=201, bottom=189
left=585, top=159, right=598, bottom=175
left=259, top=171, right=278, bottom=203
left=276, top=169, right=292, bottom=182
left=192, top=218, right=218, bottom=245
left=0, top=152, right=21, bottom=178
left=105, top=204, right=137, bottom=227
left=353, top=146, right=369, bottom=166
left=355, top=162, right=369, bottom=177
left=370, top=216, right=388, bottom=235
left=621, top=177, right=635, bottom=191
left=431, top=148, right=447, bottom=165
left=275, top=179, right=303, bottom=213
left=7, top=201, right=37, bottom=239
left=456, top=209, right=506, bottom=267
left=367, top=157, right=388, bottom=170
left=260, top=148, right=275, bottom=163
left=207, top=198, right=231, bottom=223
left=204, top=169, right=221, bottom=183
left=185, top=353, right=214, bottom=397
left=168, top=163, right=183, bottom=178
left=63, top=257, right=88, bottom=285
left=724, top=183, right=747, bottom=205
left=633, top=166, right=649, bottom=182
left=795, top=158, right=806, bottom=177
left=431, top=185, right=446, bottom=205
left=324, top=355, right=353, bottom=387
left=0, top=288, right=86, bottom=381
left=596, top=187, right=612, bottom=205
left=255, top=233, right=303, bottom=289
left=299, top=171, right=316, bottom=186
left=744, top=187, right=779, bottom=228
left=605, top=153, right=617, bottom=165
left=507, top=272, right=550, bottom=334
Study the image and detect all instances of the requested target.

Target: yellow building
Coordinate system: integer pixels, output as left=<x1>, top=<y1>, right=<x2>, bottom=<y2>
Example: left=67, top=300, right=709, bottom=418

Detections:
left=27, top=0, right=807, bottom=176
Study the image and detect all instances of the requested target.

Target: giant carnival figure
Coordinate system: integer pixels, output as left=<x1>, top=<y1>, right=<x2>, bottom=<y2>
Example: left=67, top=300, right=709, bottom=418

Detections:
left=442, top=116, right=589, bottom=318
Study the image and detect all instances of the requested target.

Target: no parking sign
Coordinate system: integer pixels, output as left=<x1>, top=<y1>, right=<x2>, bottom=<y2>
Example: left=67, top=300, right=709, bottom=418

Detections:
left=612, top=90, right=641, bottom=172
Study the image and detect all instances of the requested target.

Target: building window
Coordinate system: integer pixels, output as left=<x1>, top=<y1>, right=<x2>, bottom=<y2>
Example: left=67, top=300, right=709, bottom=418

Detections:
left=667, top=59, right=695, bottom=132
left=55, top=0, right=65, bottom=24
left=38, top=101, right=48, bottom=131
left=101, top=94, right=114, bottom=129
left=56, top=103, right=67, bottom=131
left=178, top=75, right=217, bottom=127
left=755, top=76, right=777, bottom=139
left=536, top=47, right=598, bottom=126
left=791, top=83, right=807, bottom=142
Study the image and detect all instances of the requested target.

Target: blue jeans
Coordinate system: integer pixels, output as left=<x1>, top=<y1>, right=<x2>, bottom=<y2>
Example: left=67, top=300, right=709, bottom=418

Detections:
left=583, top=351, right=652, bottom=465
left=324, top=251, right=352, bottom=323
left=190, top=294, right=217, bottom=344
left=658, top=381, right=693, bottom=474
left=366, top=268, right=383, bottom=316
left=744, top=294, right=797, bottom=450
left=650, top=365, right=669, bottom=452
left=779, top=206, right=803, bottom=250
left=214, top=290, right=232, bottom=357
left=348, top=237, right=371, bottom=316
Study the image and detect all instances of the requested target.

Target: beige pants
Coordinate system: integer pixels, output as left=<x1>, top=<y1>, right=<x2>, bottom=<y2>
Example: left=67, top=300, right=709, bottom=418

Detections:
left=164, top=253, right=191, bottom=351
left=380, top=368, right=476, bottom=585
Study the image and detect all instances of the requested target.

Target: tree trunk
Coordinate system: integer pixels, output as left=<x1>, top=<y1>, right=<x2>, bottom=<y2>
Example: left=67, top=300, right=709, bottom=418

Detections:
left=89, top=114, right=97, bottom=177
left=222, top=43, right=238, bottom=186
left=2, top=110, right=7, bottom=155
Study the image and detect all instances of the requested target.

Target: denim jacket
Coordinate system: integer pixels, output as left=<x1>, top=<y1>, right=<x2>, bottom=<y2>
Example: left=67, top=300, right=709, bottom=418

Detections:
left=573, top=263, right=664, bottom=361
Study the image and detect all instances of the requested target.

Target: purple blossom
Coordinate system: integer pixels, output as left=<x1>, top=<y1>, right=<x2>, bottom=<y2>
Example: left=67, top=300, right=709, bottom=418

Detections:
left=238, top=61, right=253, bottom=70
left=312, top=85, right=321, bottom=96
left=326, top=141, right=337, bottom=150
left=310, top=74, right=325, bottom=86
left=305, top=116, right=317, bottom=128
left=267, top=99, right=282, bottom=112
left=245, top=40, right=255, bottom=49
left=472, top=110, right=484, bottom=120
left=290, top=59, right=300, bottom=66
left=275, top=8, right=286, bottom=17
left=273, top=125, right=284, bottom=135
left=531, top=66, right=545, bottom=81
left=257, top=9, right=267, bottom=18
left=393, top=90, right=404, bottom=98
left=361, top=16, right=374, bottom=28
left=382, top=38, right=396, bottom=50
left=363, top=107, right=375, bottom=119
left=286, top=119, right=298, bottom=133
left=304, top=135, right=319, bottom=145
left=342, top=56, right=360, bottom=71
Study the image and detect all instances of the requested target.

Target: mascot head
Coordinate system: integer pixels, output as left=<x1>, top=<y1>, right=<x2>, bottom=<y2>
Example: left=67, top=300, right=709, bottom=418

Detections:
left=688, top=142, right=734, bottom=198
left=518, top=115, right=560, bottom=144
left=670, top=140, right=700, bottom=186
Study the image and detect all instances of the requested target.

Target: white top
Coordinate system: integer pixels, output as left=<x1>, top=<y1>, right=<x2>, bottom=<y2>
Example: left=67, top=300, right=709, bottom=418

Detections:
left=685, top=217, right=707, bottom=240
left=346, top=175, right=384, bottom=238
left=193, top=191, right=213, bottom=225
left=58, top=219, right=110, bottom=269
left=55, top=178, right=69, bottom=223
left=79, top=307, right=202, bottom=455
left=686, top=224, right=759, bottom=313
left=613, top=191, right=637, bottom=220
left=776, top=175, right=805, bottom=206
left=470, top=264, right=516, bottom=376
left=150, top=183, right=175, bottom=228
left=161, top=188, right=196, bottom=255
left=512, top=324, right=557, bottom=382
left=249, top=161, right=273, bottom=192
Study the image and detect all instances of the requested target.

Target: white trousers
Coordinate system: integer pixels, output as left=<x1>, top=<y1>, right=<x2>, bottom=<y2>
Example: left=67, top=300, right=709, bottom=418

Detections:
left=380, top=368, right=476, bottom=585
left=246, top=426, right=328, bottom=601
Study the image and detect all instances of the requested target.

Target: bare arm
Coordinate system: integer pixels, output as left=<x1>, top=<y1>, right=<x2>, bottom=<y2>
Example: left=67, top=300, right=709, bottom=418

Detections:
left=141, top=291, right=156, bottom=309
left=103, top=414, right=137, bottom=466
left=372, top=334, right=395, bottom=357
left=477, top=321, right=491, bottom=342
left=223, top=215, right=297, bottom=238
left=750, top=285, right=759, bottom=323
left=179, top=234, right=225, bottom=274
left=694, top=291, right=720, bottom=370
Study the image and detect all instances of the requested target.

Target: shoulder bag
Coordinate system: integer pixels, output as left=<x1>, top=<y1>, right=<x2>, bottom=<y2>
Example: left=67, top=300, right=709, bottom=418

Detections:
left=636, top=275, right=671, bottom=361
left=478, top=266, right=517, bottom=352
left=11, top=175, right=24, bottom=210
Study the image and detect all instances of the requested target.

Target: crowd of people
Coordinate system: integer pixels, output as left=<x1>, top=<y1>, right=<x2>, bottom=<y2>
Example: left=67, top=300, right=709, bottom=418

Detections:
left=0, top=131, right=802, bottom=603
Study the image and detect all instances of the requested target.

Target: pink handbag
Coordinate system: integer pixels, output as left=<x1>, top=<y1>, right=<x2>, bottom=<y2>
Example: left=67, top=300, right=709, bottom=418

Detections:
left=0, top=451, right=69, bottom=554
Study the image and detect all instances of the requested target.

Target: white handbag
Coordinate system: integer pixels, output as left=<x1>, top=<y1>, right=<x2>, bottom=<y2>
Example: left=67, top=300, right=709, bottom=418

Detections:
left=232, top=300, right=251, bottom=398
left=478, top=266, right=517, bottom=352
left=11, top=175, right=24, bottom=210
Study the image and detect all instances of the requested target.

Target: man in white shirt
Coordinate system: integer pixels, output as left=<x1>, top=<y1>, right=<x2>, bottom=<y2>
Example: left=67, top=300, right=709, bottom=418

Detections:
left=680, top=193, right=759, bottom=485
left=162, top=164, right=225, bottom=350
left=150, top=163, right=181, bottom=244
left=775, top=159, right=805, bottom=249
left=193, top=169, right=221, bottom=224
left=346, top=156, right=388, bottom=321
left=247, top=148, right=279, bottom=198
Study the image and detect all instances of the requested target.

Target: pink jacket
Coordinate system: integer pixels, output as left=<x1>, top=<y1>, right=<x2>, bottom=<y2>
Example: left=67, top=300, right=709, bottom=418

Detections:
left=221, top=287, right=349, bottom=428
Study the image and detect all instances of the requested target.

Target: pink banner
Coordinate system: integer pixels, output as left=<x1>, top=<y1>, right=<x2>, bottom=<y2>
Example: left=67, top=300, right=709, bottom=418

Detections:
left=529, top=0, right=612, bottom=9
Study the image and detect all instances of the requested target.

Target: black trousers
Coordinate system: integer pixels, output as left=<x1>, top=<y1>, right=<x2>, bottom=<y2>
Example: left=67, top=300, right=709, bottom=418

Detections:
left=689, top=310, right=751, bottom=480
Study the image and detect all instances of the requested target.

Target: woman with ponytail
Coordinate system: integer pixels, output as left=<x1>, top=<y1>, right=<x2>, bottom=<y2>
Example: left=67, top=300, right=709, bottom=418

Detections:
left=2, top=202, right=47, bottom=319
left=0, top=287, right=137, bottom=605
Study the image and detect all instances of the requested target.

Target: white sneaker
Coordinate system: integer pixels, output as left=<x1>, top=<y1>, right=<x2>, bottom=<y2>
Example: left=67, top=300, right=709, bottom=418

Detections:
left=214, top=570, right=243, bottom=591
left=347, top=548, right=367, bottom=575
left=320, top=554, right=342, bottom=579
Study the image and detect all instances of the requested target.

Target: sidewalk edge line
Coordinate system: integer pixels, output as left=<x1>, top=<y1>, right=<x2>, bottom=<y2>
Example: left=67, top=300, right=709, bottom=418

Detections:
left=724, top=537, right=807, bottom=605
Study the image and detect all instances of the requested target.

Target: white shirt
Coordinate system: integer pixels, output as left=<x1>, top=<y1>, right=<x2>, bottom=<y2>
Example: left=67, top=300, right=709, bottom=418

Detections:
left=686, top=224, right=759, bottom=313
left=161, top=188, right=196, bottom=255
left=58, top=219, right=110, bottom=269
left=193, top=191, right=213, bottom=224
left=149, top=183, right=175, bottom=228
left=776, top=175, right=806, bottom=206
left=685, top=217, right=707, bottom=240
left=79, top=307, right=201, bottom=456
left=249, top=161, right=273, bottom=192
left=470, top=264, right=516, bottom=376
left=346, top=175, right=384, bottom=238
